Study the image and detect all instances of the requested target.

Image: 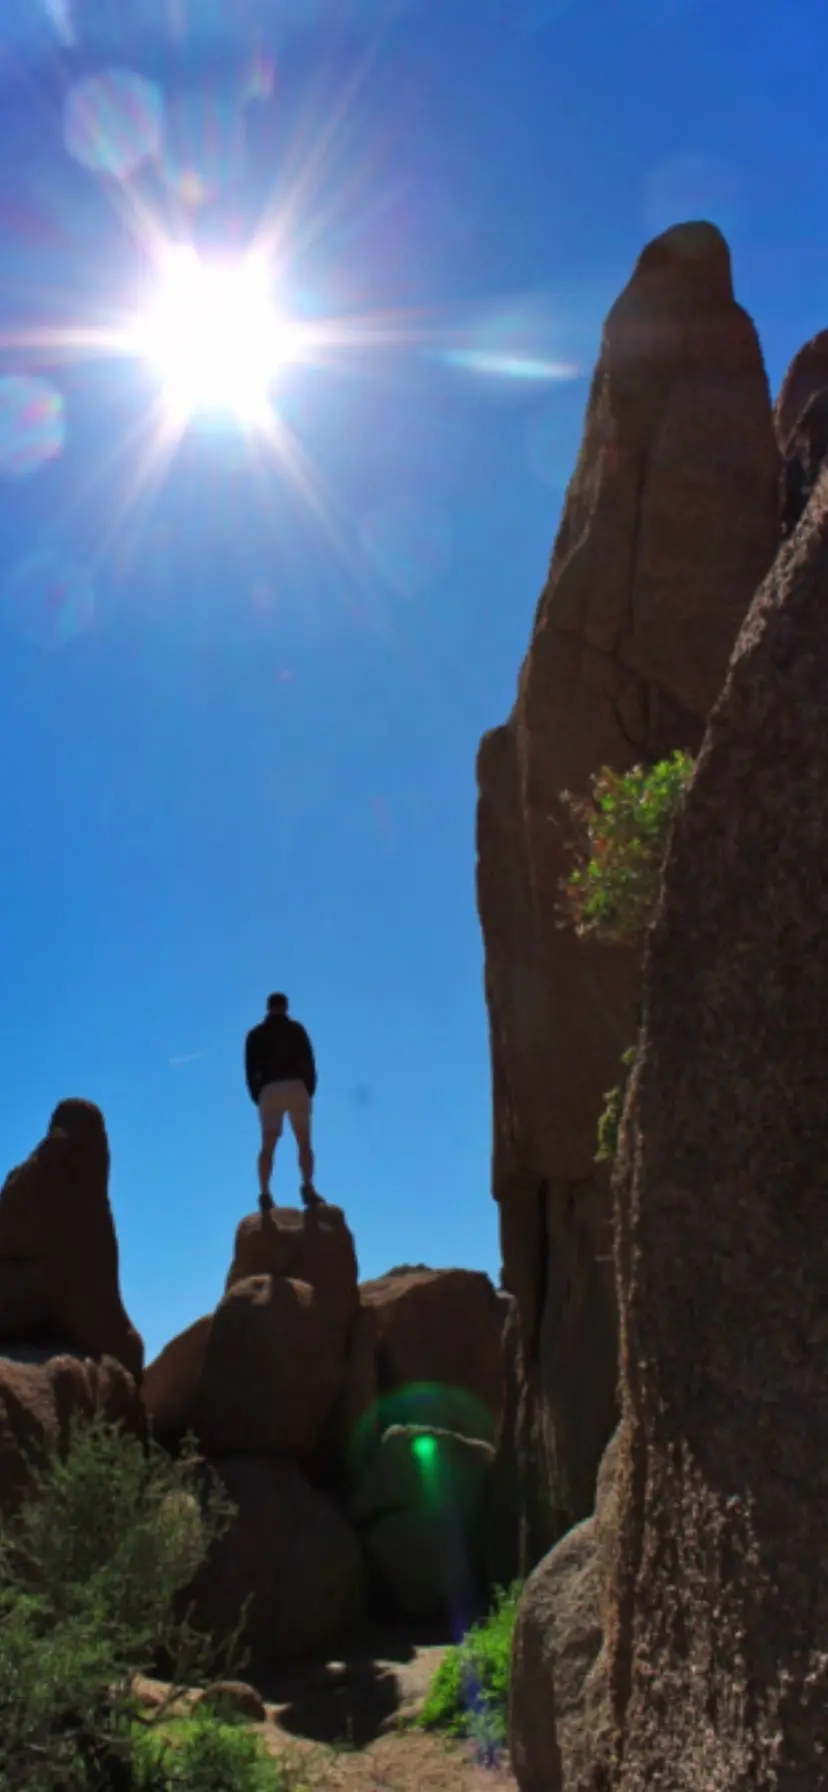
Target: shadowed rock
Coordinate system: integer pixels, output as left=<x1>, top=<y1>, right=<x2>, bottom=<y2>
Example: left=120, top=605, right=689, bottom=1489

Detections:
left=146, top=1206, right=360, bottom=1458
left=476, top=221, right=779, bottom=1567
left=510, top=1431, right=619, bottom=1792
left=604, top=482, right=828, bottom=1787
left=775, top=325, right=828, bottom=450
left=187, top=1454, right=361, bottom=1675
left=0, top=1349, right=144, bottom=1517
left=228, top=1202, right=359, bottom=1329
left=0, top=1101, right=143, bottom=1381
left=360, top=1267, right=503, bottom=1442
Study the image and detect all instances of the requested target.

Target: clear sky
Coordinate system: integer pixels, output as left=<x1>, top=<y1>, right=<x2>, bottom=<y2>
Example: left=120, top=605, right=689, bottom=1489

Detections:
left=0, top=0, right=821, bottom=1361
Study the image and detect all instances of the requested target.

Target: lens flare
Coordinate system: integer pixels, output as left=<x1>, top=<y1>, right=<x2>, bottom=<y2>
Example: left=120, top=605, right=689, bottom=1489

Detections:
left=64, top=68, right=164, bottom=180
left=162, top=91, right=246, bottom=207
left=2, top=548, right=94, bottom=649
left=0, top=375, right=65, bottom=478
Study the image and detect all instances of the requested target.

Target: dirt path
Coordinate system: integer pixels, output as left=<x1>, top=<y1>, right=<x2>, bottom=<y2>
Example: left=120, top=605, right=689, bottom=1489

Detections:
left=138, top=1638, right=518, bottom=1789
left=259, top=1725, right=517, bottom=1788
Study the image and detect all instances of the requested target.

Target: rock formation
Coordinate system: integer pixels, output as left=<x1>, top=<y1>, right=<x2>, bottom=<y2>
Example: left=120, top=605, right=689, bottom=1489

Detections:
left=188, top=1454, right=362, bottom=1675
left=146, top=1212, right=504, bottom=1662
left=510, top=1430, right=619, bottom=1791
left=775, top=325, right=828, bottom=448
left=598, top=477, right=828, bottom=1787
left=351, top=1424, right=495, bottom=1620
left=0, top=1100, right=143, bottom=1382
left=476, top=221, right=780, bottom=1566
left=0, top=1347, right=144, bottom=1516
left=145, top=1204, right=360, bottom=1456
left=360, top=1267, right=503, bottom=1441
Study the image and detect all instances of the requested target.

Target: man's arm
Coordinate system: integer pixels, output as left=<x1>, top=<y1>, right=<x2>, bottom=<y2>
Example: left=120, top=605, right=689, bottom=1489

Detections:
left=245, top=1030, right=262, bottom=1104
left=296, top=1025, right=317, bottom=1098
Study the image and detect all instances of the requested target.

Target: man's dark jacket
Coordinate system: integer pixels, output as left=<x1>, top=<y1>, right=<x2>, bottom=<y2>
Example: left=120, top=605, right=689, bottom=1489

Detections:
left=245, top=1013, right=317, bottom=1103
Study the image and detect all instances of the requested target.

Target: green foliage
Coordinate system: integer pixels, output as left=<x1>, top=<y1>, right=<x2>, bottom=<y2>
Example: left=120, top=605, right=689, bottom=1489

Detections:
left=418, top=1583, right=521, bottom=1756
left=596, top=1044, right=638, bottom=1165
left=561, top=750, right=694, bottom=944
left=0, top=1416, right=243, bottom=1791
left=132, top=1710, right=301, bottom=1792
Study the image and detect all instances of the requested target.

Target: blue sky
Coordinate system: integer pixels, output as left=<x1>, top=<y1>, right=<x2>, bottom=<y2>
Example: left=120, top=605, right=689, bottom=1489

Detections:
left=0, top=0, right=821, bottom=1361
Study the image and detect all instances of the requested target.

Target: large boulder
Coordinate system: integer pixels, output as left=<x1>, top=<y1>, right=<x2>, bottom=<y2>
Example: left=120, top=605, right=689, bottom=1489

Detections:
left=510, top=1431, right=619, bottom=1792
left=476, top=222, right=780, bottom=1566
left=187, top=1454, right=361, bottom=1675
left=359, top=1267, right=503, bottom=1442
left=0, top=1347, right=144, bottom=1516
left=143, top=1315, right=212, bottom=1445
left=190, top=1274, right=346, bottom=1456
left=227, top=1203, right=359, bottom=1330
left=603, top=488, right=828, bottom=1785
left=146, top=1206, right=360, bottom=1457
left=351, top=1424, right=494, bottom=1620
left=0, top=1101, right=143, bottom=1382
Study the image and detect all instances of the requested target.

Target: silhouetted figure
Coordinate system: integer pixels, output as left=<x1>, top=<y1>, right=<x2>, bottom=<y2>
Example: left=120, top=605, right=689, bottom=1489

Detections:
left=781, top=386, right=828, bottom=538
left=245, top=993, right=320, bottom=1214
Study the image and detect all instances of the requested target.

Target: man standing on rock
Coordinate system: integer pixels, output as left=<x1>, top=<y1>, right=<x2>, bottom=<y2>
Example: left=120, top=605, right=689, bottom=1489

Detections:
left=245, top=993, right=321, bottom=1215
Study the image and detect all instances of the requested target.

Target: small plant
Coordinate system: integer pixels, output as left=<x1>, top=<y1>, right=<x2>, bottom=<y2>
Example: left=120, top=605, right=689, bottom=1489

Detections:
left=418, top=1583, right=521, bottom=1758
left=596, top=1044, right=637, bottom=1165
left=0, top=1415, right=243, bottom=1791
left=561, top=750, right=694, bottom=944
left=132, top=1708, right=299, bottom=1791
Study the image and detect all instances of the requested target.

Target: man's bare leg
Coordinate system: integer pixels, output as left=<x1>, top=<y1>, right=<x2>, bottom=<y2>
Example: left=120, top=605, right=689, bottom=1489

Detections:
left=295, top=1121, right=315, bottom=1188
left=258, top=1128, right=279, bottom=1208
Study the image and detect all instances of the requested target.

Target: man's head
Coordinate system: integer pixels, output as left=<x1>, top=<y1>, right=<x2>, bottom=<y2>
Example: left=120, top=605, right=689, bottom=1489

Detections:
left=267, top=992, right=288, bottom=1016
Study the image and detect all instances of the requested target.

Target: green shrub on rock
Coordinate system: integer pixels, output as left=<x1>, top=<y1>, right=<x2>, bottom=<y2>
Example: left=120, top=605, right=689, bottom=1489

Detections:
left=561, top=750, right=694, bottom=944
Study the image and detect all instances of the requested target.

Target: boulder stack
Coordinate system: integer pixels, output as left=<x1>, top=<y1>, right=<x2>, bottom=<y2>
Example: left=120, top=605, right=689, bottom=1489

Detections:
left=146, top=1211, right=505, bottom=1662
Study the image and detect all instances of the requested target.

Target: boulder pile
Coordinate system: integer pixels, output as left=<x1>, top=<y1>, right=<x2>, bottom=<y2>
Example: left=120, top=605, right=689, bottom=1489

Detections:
left=0, top=1104, right=505, bottom=1681
left=143, top=1206, right=504, bottom=1674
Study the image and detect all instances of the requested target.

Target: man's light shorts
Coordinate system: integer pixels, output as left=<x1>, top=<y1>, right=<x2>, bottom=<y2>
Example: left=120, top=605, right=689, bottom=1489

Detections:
left=258, top=1079, right=311, bottom=1139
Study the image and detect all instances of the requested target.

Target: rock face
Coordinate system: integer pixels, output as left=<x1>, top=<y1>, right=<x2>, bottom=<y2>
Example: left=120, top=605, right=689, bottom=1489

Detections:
left=0, top=1348, right=144, bottom=1516
left=476, top=222, right=780, bottom=1565
left=510, top=1431, right=619, bottom=1792
left=603, top=490, right=828, bottom=1786
left=145, top=1207, right=359, bottom=1459
left=0, top=1101, right=143, bottom=1383
left=351, top=1424, right=494, bottom=1620
left=189, top=1454, right=362, bottom=1674
left=775, top=326, right=828, bottom=448
left=360, top=1267, right=503, bottom=1442
left=227, top=1203, right=359, bottom=1330
left=191, top=1274, right=346, bottom=1456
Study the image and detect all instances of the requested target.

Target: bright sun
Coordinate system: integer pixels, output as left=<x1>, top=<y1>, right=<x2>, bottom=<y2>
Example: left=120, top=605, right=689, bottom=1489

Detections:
left=134, top=246, right=296, bottom=426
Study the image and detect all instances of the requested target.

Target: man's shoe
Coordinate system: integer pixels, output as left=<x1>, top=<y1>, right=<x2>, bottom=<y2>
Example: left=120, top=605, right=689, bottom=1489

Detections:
left=300, top=1182, right=323, bottom=1209
left=259, top=1192, right=274, bottom=1216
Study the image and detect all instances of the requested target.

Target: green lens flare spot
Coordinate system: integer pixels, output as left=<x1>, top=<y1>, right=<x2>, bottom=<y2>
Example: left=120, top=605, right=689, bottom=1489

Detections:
left=412, top=1434, right=439, bottom=1469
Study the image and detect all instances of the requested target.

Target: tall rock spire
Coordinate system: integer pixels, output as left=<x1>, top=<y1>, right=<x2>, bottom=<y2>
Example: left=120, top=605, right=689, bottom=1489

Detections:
left=477, top=221, right=780, bottom=1568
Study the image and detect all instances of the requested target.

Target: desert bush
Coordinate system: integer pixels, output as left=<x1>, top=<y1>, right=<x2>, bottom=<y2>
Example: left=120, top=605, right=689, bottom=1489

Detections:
left=131, top=1708, right=302, bottom=1791
left=561, top=750, right=693, bottom=944
left=419, top=1582, right=521, bottom=1760
left=0, top=1415, right=242, bottom=1790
